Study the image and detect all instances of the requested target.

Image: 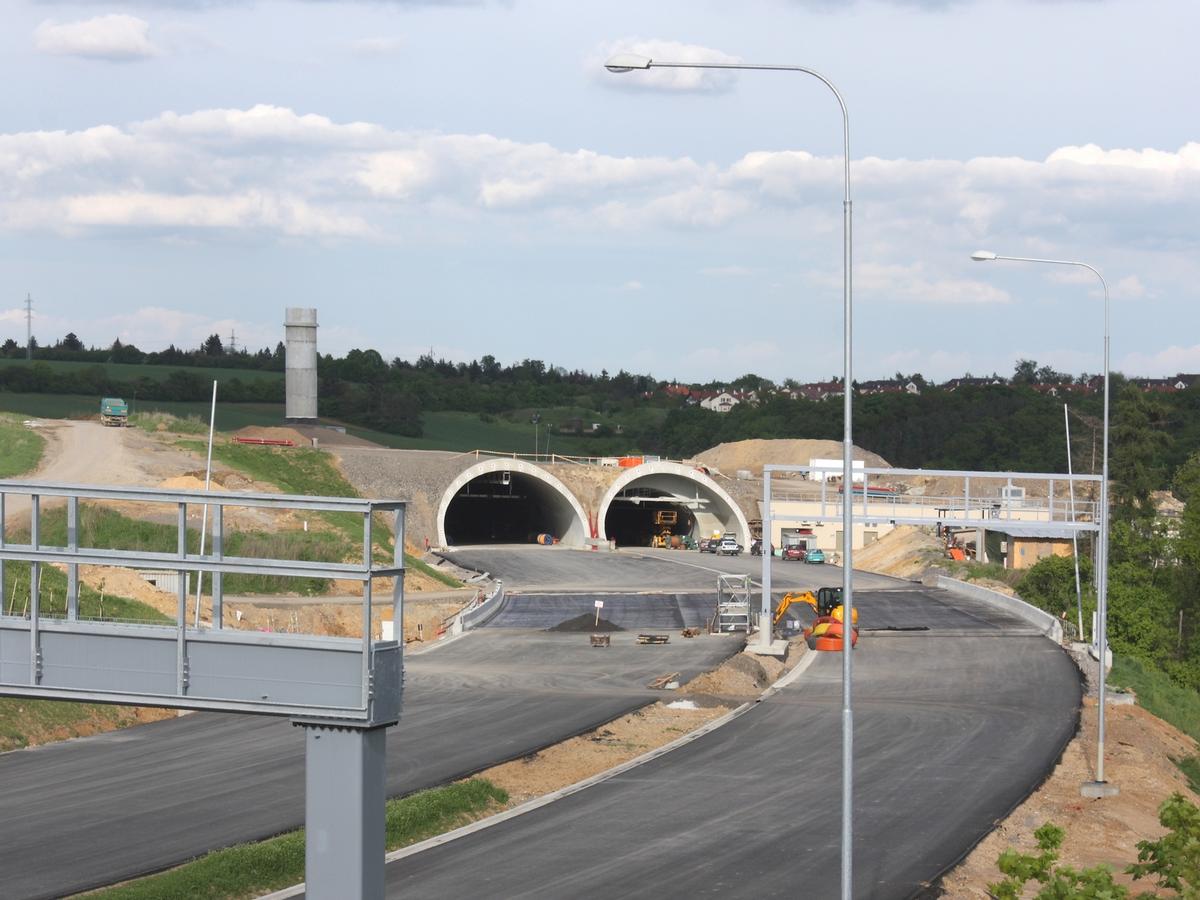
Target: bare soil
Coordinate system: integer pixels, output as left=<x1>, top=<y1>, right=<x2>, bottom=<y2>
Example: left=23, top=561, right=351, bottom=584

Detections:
left=691, top=438, right=890, bottom=478
left=941, top=697, right=1199, bottom=896
left=852, top=525, right=944, bottom=580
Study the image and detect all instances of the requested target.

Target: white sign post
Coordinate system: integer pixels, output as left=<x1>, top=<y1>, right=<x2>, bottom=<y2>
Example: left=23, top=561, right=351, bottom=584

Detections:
left=594, top=599, right=604, bottom=628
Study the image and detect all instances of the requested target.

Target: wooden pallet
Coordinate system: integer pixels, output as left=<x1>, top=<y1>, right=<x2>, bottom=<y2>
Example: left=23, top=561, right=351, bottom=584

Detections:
left=637, top=633, right=670, bottom=645
left=590, top=634, right=611, bottom=648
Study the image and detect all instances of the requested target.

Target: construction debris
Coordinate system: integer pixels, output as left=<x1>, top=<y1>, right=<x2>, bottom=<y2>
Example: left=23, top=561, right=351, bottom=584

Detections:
left=648, top=671, right=681, bottom=689
left=589, top=634, right=611, bottom=648
left=637, top=633, right=670, bottom=645
left=681, top=627, right=702, bottom=639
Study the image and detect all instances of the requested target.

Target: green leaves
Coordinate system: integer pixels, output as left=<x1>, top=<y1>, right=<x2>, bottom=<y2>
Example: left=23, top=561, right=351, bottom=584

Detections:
left=992, top=795, right=1200, bottom=899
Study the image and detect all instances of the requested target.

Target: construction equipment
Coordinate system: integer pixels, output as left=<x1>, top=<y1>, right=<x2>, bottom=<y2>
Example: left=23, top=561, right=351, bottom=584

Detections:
left=774, top=587, right=859, bottom=651
left=99, top=397, right=128, bottom=427
left=650, top=509, right=678, bottom=549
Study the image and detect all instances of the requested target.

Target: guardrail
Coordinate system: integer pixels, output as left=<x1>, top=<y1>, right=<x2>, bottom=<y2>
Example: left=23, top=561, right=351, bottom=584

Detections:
left=0, top=481, right=405, bottom=725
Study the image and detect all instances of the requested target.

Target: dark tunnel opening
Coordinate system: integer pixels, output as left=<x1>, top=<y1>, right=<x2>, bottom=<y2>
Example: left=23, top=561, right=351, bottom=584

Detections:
left=603, top=493, right=697, bottom=548
left=444, top=471, right=579, bottom=545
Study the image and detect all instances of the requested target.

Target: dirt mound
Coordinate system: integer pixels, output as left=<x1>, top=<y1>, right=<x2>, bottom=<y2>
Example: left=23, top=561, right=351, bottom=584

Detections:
left=158, top=474, right=223, bottom=491
left=684, top=647, right=792, bottom=699
left=548, top=613, right=624, bottom=633
left=853, top=525, right=943, bottom=579
left=691, top=439, right=889, bottom=477
left=233, top=426, right=307, bottom=445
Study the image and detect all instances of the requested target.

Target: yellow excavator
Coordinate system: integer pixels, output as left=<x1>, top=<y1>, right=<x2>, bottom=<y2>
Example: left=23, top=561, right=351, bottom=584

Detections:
left=774, top=587, right=859, bottom=651
left=650, top=510, right=678, bottom=549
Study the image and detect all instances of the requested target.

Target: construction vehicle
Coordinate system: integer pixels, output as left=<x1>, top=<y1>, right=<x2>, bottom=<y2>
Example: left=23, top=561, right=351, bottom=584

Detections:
left=650, top=509, right=678, bottom=549
left=99, top=397, right=128, bottom=427
left=773, top=587, right=859, bottom=651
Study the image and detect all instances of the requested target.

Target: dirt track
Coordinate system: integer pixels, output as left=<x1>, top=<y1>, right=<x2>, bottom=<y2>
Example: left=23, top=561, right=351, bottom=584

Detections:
left=3, top=421, right=209, bottom=527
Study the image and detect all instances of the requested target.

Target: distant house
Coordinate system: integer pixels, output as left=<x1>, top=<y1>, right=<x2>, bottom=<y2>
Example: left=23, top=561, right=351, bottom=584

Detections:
left=789, top=381, right=843, bottom=402
left=857, top=379, right=920, bottom=396
left=943, top=376, right=1005, bottom=391
left=700, top=391, right=740, bottom=413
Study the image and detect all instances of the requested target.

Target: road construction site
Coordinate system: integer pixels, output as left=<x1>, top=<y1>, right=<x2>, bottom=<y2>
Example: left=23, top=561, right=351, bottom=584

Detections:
left=0, top=421, right=1085, bottom=898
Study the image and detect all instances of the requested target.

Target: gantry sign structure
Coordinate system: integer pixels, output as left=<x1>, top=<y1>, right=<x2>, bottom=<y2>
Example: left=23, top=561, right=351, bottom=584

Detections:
left=0, top=480, right=405, bottom=898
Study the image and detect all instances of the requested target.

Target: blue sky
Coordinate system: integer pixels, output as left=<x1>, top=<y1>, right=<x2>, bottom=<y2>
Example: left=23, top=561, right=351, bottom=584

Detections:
left=1, top=0, right=1197, bottom=384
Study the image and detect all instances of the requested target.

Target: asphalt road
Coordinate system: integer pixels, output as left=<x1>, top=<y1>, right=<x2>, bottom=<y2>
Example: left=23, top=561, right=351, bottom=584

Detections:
left=375, top=587, right=1081, bottom=899
left=0, top=627, right=739, bottom=899
left=443, top=545, right=901, bottom=593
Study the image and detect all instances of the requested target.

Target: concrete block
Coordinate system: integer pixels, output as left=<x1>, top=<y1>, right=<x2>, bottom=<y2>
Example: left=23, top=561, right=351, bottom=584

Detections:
left=745, top=639, right=789, bottom=659
left=1081, top=781, right=1120, bottom=799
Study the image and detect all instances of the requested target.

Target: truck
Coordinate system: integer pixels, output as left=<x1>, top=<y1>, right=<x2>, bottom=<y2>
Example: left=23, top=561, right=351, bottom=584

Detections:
left=100, top=397, right=129, bottom=427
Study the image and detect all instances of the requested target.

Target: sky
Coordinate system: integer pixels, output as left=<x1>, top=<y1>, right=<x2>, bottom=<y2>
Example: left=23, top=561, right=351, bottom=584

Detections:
left=0, top=0, right=1197, bottom=385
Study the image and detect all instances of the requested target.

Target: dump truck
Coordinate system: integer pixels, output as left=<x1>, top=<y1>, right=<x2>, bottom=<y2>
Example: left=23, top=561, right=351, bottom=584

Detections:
left=100, top=397, right=129, bottom=427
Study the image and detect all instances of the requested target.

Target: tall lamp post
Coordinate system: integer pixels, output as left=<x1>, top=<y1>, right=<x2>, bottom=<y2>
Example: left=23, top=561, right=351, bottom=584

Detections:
left=606, top=54, right=857, bottom=896
left=971, top=250, right=1117, bottom=798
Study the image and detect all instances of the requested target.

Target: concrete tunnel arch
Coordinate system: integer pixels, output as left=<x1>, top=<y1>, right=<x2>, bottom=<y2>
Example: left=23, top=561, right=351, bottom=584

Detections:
left=437, top=459, right=590, bottom=548
left=598, top=462, right=752, bottom=548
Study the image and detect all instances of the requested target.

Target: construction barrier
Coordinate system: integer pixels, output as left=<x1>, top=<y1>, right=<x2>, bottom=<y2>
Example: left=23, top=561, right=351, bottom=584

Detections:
left=931, top=574, right=1064, bottom=643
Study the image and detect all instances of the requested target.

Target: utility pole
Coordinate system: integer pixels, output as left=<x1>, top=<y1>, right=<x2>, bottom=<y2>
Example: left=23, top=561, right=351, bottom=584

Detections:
left=25, top=293, right=33, bottom=360
left=228, top=329, right=238, bottom=354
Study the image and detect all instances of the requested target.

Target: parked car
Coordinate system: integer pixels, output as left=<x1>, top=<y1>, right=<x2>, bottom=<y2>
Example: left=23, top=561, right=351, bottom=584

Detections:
left=698, top=538, right=717, bottom=553
left=805, top=548, right=826, bottom=564
left=718, top=538, right=743, bottom=556
left=782, top=545, right=807, bottom=561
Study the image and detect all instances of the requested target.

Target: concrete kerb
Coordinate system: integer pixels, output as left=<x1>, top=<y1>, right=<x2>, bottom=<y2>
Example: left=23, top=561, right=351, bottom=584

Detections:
left=931, top=574, right=1064, bottom=644
left=258, top=643, right=819, bottom=900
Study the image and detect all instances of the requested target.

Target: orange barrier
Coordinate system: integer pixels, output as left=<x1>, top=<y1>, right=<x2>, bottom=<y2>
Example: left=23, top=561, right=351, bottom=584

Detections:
left=617, top=456, right=644, bottom=468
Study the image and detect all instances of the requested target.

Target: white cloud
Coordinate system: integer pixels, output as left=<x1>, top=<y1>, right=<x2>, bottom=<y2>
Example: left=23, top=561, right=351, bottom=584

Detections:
left=34, top=15, right=160, bottom=61
left=621, top=280, right=644, bottom=291
left=590, top=38, right=741, bottom=93
left=845, top=263, right=1012, bottom=305
left=1119, top=344, right=1200, bottom=376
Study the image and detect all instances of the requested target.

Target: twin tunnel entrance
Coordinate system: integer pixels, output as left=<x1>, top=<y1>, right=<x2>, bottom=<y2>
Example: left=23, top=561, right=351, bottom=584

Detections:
left=437, top=460, right=751, bottom=549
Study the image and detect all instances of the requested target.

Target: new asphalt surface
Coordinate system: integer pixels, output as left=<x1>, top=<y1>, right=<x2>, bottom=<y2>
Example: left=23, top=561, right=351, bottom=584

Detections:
left=0, top=555, right=743, bottom=899
left=372, top=586, right=1081, bottom=900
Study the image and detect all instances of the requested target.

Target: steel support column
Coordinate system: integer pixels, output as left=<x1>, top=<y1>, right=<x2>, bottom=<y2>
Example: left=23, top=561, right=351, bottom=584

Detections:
left=302, top=723, right=387, bottom=899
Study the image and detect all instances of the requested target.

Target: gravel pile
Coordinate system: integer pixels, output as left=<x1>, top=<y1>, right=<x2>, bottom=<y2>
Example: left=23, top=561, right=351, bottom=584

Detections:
left=549, top=613, right=624, bottom=633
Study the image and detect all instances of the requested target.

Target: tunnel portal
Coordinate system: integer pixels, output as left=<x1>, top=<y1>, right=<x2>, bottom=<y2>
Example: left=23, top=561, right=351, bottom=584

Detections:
left=438, top=461, right=588, bottom=547
left=603, top=489, right=698, bottom=548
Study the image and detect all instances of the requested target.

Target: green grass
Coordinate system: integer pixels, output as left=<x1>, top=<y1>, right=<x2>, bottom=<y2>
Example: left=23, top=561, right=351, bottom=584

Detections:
left=130, top=411, right=209, bottom=435
left=199, top=440, right=462, bottom=589
left=0, top=412, right=45, bottom=476
left=344, top=409, right=653, bottom=456
left=0, top=699, right=158, bottom=753
left=406, top=553, right=464, bottom=588
left=0, top=358, right=283, bottom=384
left=1110, top=655, right=1200, bottom=743
left=0, top=392, right=285, bottom=430
left=1176, top=755, right=1200, bottom=795
left=92, top=778, right=508, bottom=899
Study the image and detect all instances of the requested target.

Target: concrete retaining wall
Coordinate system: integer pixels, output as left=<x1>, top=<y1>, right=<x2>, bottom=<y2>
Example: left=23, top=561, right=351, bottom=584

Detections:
left=933, top=574, right=1064, bottom=643
left=457, top=581, right=507, bottom=633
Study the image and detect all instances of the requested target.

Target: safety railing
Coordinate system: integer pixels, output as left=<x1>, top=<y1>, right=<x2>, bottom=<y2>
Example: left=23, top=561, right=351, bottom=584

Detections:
left=0, top=481, right=405, bottom=724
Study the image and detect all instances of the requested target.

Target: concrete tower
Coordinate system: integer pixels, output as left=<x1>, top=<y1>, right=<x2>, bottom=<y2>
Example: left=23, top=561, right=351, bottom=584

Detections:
left=284, top=308, right=318, bottom=424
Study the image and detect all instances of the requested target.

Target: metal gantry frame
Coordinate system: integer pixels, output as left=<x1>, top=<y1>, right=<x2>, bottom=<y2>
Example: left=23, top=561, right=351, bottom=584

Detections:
left=0, top=480, right=407, bottom=898
left=760, top=463, right=1103, bottom=655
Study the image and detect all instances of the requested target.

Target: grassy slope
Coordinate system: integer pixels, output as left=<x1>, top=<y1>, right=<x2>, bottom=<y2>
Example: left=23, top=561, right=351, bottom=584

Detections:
left=199, top=441, right=461, bottom=588
left=0, top=412, right=45, bottom=476
left=94, top=779, right=508, bottom=899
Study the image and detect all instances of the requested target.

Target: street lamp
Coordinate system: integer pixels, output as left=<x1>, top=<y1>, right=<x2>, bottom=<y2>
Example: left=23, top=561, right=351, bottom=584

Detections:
left=971, top=250, right=1117, bottom=798
left=608, top=53, right=857, bottom=896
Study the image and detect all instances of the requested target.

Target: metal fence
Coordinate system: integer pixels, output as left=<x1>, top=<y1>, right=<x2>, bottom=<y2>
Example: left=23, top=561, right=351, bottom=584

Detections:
left=0, top=480, right=405, bottom=725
